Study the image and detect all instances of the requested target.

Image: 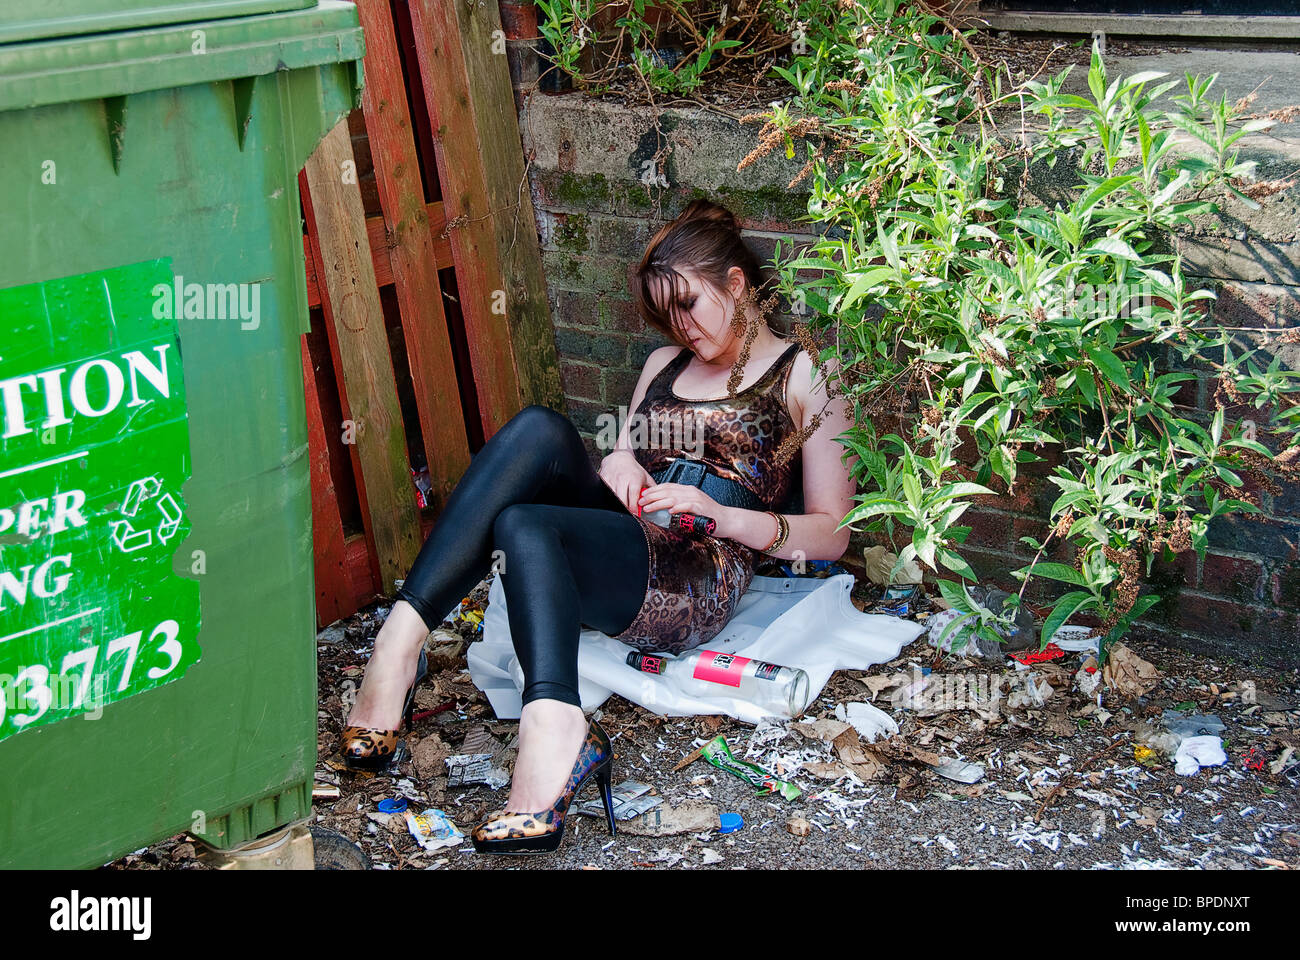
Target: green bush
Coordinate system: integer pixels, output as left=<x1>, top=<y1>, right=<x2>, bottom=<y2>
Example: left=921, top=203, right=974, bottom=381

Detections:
left=758, top=0, right=1299, bottom=658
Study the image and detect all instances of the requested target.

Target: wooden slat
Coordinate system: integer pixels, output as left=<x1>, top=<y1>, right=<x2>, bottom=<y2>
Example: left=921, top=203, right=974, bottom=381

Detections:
left=302, top=167, right=382, bottom=600
left=355, top=0, right=471, bottom=509
left=302, top=121, right=423, bottom=594
left=409, top=0, right=565, bottom=440
left=300, top=335, right=352, bottom=627
left=303, top=201, right=456, bottom=308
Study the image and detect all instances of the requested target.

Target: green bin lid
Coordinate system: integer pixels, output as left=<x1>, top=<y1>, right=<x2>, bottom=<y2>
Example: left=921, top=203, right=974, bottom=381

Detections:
left=1, top=0, right=317, bottom=45
left=0, top=0, right=362, bottom=112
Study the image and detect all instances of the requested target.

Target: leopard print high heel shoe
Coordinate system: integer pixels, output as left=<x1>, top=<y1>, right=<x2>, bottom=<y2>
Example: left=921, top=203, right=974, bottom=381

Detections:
left=339, top=647, right=428, bottom=771
left=471, top=719, right=616, bottom=855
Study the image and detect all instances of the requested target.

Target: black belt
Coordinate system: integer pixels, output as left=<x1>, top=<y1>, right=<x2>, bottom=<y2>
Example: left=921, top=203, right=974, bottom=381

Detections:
left=651, top=458, right=767, bottom=512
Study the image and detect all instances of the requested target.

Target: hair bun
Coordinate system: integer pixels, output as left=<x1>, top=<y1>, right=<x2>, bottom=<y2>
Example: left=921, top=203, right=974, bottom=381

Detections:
left=677, top=198, right=738, bottom=234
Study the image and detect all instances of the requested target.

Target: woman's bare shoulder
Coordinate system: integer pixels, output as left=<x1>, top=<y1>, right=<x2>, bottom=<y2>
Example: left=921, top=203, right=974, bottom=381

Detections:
left=642, top=344, right=684, bottom=380
left=787, top=343, right=816, bottom=425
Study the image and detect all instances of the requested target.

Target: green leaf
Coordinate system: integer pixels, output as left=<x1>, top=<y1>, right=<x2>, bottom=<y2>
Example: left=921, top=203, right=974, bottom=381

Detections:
left=1079, top=174, right=1138, bottom=213
left=842, top=266, right=895, bottom=310
left=937, top=548, right=977, bottom=581
left=928, top=481, right=996, bottom=504
left=1019, top=561, right=1088, bottom=586
left=842, top=497, right=913, bottom=525
left=937, top=579, right=975, bottom=613
left=1085, top=346, right=1131, bottom=391
left=1077, top=368, right=1098, bottom=405
left=1041, top=591, right=1096, bottom=645
left=1085, top=235, right=1142, bottom=261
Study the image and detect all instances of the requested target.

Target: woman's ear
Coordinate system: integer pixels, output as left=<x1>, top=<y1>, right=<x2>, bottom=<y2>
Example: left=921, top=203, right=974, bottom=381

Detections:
left=728, top=265, right=746, bottom=301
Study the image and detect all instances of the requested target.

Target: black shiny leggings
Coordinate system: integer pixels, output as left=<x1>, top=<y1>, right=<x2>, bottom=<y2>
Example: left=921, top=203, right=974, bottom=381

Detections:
left=395, top=405, right=649, bottom=708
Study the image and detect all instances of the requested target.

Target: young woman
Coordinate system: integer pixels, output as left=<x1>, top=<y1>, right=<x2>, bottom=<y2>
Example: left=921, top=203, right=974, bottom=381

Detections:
left=339, top=198, right=857, bottom=854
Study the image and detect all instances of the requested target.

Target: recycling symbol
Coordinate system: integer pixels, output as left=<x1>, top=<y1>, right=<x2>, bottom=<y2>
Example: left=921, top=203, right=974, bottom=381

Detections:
left=110, top=475, right=184, bottom=554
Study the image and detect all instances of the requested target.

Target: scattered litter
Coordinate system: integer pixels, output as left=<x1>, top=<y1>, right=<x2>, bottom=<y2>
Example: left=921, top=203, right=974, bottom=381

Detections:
left=620, top=800, right=721, bottom=837
left=1102, top=644, right=1162, bottom=699
left=405, top=809, right=464, bottom=852
left=934, top=758, right=986, bottom=784
left=1075, top=656, right=1102, bottom=697
left=574, top=780, right=662, bottom=821
left=786, top=816, right=812, bottom=837
left=863, top=545, right=924, bottom=587
left=1239, top=747, right=1268, bottom=773
left=445, top=753, right=510, bottom=790
left=1270, top=746, right=1296, bottom=776
left=700, top=848, right=724, bottom=865
left=1174, top=736, right=1228, bottom=776
left=833, top=700, right=899, bottom=742
left=1047, top=626, right=1100, bottom=652
left=718, top=813, right=744, bottom=834
left=377, top=797, right=408, bottom=814
left=1009, top=643, right=1065, bottom=666
left=1162, top=710, right=1226, bottom=741
left=701, top=735, right=801, bottom=801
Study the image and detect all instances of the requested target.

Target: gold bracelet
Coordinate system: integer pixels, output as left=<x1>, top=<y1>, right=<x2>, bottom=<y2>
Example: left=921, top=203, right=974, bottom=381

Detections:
left=761, top=511, right=789, bottom=555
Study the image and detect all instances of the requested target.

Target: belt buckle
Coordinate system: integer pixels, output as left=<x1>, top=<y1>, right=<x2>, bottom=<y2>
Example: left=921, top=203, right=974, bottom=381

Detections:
left=664, top=458, right=706, bottom=487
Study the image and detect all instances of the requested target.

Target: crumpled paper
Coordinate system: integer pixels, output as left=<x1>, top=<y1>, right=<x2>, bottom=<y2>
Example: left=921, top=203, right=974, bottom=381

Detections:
left=834, top=700, right=899, bottom=743
left=863, top=545, right=923, bottom=586
left=1101, top=644, right=1162, bottom=698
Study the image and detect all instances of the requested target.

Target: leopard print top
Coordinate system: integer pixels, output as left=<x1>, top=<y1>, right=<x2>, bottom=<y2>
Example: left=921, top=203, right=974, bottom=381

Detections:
left=609, top=339, right=803, bottom=655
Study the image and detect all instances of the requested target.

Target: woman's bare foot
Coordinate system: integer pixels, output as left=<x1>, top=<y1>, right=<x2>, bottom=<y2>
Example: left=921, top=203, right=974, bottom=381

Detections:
left=344, top=601, right=429, bottom=730
left=503, top=699, right=589, bottom=812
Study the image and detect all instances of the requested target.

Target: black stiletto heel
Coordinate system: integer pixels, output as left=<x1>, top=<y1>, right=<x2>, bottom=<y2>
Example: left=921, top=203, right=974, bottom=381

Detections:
left=595, top=759, right=616, bottom=837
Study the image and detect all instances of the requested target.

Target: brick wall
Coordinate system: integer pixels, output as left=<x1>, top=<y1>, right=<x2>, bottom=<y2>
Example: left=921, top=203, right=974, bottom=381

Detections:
left=502, top=12, right=1300, bottom=668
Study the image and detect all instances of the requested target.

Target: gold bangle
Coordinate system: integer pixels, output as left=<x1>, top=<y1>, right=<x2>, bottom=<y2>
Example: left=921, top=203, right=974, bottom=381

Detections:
left=761, top=511, right=789, bottom=555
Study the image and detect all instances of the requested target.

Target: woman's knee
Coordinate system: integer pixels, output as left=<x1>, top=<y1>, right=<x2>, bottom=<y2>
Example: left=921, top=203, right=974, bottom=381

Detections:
left=503, top=404, right=577, bottom=449
left=491, top=502, right=554, bottom=553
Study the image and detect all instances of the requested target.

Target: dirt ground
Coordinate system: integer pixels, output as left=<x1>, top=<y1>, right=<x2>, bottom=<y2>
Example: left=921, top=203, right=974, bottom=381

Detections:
left=110, top=570, right=1298, bottom=872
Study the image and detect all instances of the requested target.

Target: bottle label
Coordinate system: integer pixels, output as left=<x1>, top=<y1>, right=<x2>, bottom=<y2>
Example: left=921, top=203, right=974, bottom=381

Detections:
left=693, top=650, right=749, bottom=687
left=754, top=661, right=781, bottom=681
left=637, top=654, right=666, bottom=675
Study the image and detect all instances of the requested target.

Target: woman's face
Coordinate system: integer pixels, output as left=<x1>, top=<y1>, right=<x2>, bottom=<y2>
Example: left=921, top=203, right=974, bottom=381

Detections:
left=659, top=265, right=745, bottom=359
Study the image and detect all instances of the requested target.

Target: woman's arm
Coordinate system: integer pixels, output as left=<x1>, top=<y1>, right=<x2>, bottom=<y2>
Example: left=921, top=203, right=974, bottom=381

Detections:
left=713, top=350, right=857, bottom=563
left=606, top=344, right=682, bottom=459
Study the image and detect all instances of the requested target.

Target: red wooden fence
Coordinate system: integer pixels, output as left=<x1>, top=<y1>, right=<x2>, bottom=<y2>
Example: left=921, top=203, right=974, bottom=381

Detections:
left=298, top=0, right=560, bottom=626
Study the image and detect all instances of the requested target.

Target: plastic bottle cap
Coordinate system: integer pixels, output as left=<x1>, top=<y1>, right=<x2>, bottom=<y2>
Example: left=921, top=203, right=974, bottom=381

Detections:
left=377, top=797, right=408, bottom=814
left=718, top=813, right=743, bottom=834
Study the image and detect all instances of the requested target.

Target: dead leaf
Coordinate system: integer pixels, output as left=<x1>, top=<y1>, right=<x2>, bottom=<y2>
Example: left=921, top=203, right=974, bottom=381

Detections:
left=786, top=816, right=812, bottom=837
left=794, top=719, right=852, bottom=741
left=801, top=761, right=850, bottom=779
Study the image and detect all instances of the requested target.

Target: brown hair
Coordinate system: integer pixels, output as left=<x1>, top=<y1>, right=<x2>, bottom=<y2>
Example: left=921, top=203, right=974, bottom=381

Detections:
left=632, top=198, right=778, bottom=348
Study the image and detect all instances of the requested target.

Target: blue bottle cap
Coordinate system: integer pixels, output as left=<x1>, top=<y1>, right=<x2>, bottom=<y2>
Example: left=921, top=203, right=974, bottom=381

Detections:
left=377, top=797, right=408, bottom=814
left=718, top=812, right=743, bottom=834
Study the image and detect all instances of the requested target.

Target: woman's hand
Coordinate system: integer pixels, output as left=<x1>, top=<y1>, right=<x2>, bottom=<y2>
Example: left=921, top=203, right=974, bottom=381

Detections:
left=600, top=449, right=653, bottom=514
left=636, top=482, right=729, bottom=527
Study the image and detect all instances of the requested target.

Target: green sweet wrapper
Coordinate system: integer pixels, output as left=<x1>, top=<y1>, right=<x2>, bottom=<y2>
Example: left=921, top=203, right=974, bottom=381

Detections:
left=701, top=735, right=801, bottom=802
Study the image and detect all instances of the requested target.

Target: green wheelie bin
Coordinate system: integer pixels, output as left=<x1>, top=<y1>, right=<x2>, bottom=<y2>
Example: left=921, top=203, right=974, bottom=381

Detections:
left=0, top=0, right=363, bottom=868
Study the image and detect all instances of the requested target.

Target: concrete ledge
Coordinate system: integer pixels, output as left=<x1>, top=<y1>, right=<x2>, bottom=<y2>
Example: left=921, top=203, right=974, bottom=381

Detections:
left=977, top=12, right=1300, bottom=41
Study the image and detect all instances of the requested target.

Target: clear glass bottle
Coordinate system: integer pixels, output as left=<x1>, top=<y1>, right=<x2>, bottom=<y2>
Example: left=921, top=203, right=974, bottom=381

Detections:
left=626, top=649, right=812, bottom=718
left=642, top=507, right=672, bottom=528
